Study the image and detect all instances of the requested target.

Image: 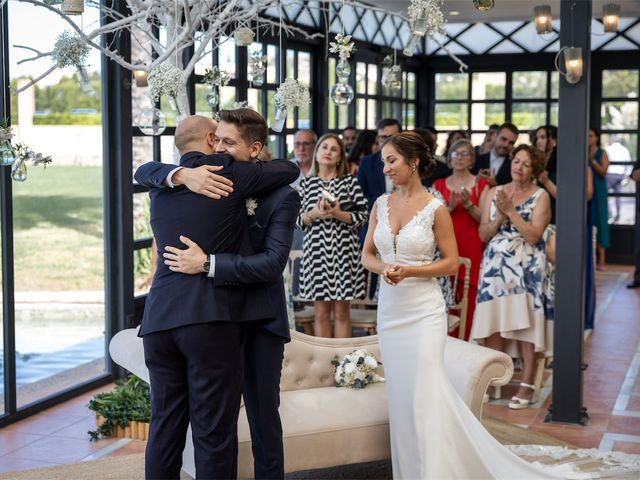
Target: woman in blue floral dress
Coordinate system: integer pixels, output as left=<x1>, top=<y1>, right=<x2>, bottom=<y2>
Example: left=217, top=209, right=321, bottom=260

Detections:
left=470, top=144, right=552, bottom=410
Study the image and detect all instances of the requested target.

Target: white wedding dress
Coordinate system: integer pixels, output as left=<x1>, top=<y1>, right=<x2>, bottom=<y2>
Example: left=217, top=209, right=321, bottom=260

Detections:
left=373, top=194, right=564, bottom=480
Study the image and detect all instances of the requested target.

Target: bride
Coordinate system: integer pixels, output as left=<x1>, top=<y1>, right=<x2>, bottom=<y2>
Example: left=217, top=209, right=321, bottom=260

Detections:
left=361, top=131, right=561, bottom=479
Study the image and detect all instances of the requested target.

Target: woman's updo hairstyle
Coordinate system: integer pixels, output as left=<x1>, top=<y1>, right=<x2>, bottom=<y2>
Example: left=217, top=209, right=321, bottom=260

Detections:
left=382, top=131, right=435, bottom=179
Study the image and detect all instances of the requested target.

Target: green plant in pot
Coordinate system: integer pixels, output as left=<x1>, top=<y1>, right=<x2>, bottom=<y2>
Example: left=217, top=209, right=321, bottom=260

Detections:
left=87, top=374, right=150, bottom=441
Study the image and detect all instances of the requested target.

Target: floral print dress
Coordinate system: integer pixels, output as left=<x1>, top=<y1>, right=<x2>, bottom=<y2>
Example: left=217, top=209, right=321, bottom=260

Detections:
left=470, top=187, right=553, bottom=357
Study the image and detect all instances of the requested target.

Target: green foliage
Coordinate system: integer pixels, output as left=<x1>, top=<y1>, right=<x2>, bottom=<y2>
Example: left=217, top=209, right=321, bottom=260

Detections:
left=87, top=375, right=150, bottom=441
left=10, top=73, right=101, bottom=125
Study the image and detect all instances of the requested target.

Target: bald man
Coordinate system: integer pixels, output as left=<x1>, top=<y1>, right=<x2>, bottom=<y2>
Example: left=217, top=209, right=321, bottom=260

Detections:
left=134, top=115, right=299, bottom=480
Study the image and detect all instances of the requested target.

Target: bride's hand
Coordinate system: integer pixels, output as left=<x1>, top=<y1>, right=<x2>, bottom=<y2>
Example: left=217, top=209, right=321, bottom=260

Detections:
left=384, top=264, right=407, bottom=285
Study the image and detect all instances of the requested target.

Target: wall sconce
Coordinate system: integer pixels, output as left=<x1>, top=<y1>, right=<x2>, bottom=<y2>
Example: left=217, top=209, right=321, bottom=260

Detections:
left=133, top=70, right=148, bottom=87
left=602, top=4, right=621, bottom=32
left=555, top=46, right=583, bottom=84
left=534, top=5, right=553, bottom=34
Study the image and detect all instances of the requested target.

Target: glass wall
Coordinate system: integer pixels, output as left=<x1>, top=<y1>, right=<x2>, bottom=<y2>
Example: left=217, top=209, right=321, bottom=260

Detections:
left=6, top=2, right=107, bottom=409
left=600, top=69, right=639, bottom=226
left=433, top=69, right=558, bottom=155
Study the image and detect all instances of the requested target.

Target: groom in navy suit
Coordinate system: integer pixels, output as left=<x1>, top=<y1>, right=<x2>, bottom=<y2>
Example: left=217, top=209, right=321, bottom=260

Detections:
left=136, top=109, right=300, bottom=479
left=136, top=114, right=298, bottom=480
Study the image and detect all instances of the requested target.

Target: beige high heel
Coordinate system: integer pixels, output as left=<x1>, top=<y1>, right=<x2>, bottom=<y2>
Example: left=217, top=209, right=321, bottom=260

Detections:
left=508, top=382, right=536, bottom=410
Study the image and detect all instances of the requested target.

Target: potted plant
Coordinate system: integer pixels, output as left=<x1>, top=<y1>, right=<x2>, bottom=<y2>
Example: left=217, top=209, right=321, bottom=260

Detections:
left=87, top=374, right=150, bottom=441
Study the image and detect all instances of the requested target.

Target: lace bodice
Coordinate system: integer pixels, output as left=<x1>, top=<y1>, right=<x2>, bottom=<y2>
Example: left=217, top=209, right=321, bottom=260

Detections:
left=373, top=194, right=443, bottom=266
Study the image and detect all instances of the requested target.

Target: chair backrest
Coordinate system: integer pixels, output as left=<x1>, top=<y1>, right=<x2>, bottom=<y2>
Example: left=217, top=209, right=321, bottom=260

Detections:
left=450, top=256, right=471, bottom=340
left=287, top=249, right=304, bottom=301
left=351, top=271, right=378, bottom=308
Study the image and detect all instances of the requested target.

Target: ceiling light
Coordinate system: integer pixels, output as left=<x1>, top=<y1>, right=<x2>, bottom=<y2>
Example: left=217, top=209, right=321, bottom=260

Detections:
left=473, top=0, right=494, bottom=11
left=534, top=5, right=553, bottom=35
left=449, top=11, right=460, bottom=16
left=602, top=4, right=621, bottom=33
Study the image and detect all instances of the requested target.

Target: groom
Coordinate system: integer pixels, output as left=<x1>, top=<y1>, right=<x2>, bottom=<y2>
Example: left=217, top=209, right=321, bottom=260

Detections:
left=136, top=108, right=300, bottom=479
left=136, top=114, right=298, bottom=479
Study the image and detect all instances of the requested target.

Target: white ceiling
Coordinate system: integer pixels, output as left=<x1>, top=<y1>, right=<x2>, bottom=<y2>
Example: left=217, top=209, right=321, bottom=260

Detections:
left=367, top=0, right=640, bottom=23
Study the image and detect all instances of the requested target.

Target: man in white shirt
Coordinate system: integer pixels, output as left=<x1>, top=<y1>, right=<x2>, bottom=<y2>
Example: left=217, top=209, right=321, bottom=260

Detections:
left=472, top=122, right=519, bottom=187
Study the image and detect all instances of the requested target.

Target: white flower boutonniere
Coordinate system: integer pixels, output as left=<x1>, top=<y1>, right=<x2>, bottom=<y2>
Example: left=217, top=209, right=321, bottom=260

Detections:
left=246, top=198, right=258, bottom=216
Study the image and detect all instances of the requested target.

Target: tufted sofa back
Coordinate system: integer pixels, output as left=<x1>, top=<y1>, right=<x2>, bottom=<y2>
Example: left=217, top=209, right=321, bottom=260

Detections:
left=280, top=331, right=384, bottom=392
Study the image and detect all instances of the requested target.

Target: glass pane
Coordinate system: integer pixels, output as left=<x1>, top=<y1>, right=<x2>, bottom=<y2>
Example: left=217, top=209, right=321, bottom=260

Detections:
left=298, top=52, right=311, bottom=85
left=267, top=90, right=276, bottom=127
left=404, top=102, right=416, bottom=129
left=513, top=71, right=547, bottom=99
left=407, top=72, right=416, bottom=100
left=286, top=134, right=294, bottom=159
left=337, top=106, right=349, bottom=130
left=134, top=247, right=154, bottom=297
left=435, top=72, right=468, bottom=100
left=601, top=101, right=639, bottom=130
left=286, top=49, right=295, bottom=79
left=218, top=36, right=236, bottom=79
left=247, top=88, right=264, bottom=116
left=550, top=102, right=559, bottom=125
left=602, top=69, right=639, bottom=98
left=512, top=102, right=546, bottom=131
left=267, top=44, right=278, bottom=84
left=194, top=39, right=213, bottom=76
left=435, top=103, right=468, bottom=130
left=195, top=83, right=212, bottom=116
left=472, top=72, right=505, bottom=100
left=382, top=101, right=391, bottom=120
left=13, top=164, right=106, bottom=407
left=603, top=133, right=637, bottom=225
left=471, top=103, right=505, bottom=130
left=134, top=192, right=151, bottom=242
left=132, top=137, right=153, bottom=179
left=220, top=86, right=237, bottom=110
left=160, top=135, right=178, bottom=164
left=356, top=98, right=366, bottom=130
left=356, top=62, right=366, bottom=94
left=602, top=133, right=637, bottom=163
left=550, top=71, right=559, bottom=99
left=298, top=93, right=311, bottom=129
left=367, top=99, right=377, bottom=129
left=367, top=64, right=378, bottom=96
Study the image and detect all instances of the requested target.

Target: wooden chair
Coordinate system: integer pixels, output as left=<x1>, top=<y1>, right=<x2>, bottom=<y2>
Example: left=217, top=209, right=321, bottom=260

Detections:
left=447, top=257, right=471, bottom=340
left=287, top=250, right=315, bottom=335
left=350, top=272, right=378, bottom=335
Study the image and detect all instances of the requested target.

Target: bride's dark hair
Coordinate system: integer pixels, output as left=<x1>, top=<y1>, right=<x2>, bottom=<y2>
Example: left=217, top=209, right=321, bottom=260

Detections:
left=382, top=131, right=435, bottom=178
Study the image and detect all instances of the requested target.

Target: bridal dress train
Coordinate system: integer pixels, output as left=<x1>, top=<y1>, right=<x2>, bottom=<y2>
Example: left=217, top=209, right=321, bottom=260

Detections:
left=372, top=194, right=639, bottom=480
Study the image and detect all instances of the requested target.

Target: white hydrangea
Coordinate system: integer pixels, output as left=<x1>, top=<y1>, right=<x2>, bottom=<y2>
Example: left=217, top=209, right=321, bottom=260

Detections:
left=274, top=78, right=310, bottom=111
left=147, top=64, right=183, bottom=102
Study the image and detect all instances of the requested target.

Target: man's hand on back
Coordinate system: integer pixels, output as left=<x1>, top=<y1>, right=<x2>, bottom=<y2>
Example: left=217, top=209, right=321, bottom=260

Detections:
left=172, top=165, right=234, bottom=199
left=164, top=236, right=207, bottom=274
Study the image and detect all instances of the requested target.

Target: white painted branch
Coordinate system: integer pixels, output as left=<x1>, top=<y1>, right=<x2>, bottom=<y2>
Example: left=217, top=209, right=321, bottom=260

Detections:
left=13, top=65, right=57, bottom=93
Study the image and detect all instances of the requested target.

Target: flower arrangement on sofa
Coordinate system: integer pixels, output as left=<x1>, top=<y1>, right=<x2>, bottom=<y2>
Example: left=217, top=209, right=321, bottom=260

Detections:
left=332, top=349, right=385, bottom=389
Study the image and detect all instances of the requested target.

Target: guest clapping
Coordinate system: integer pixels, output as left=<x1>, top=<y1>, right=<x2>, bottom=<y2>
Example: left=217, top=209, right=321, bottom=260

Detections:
left=433, top=139, right=488, bottom=340
left=471, top=144, right=552, bottom=410
left=297, top=134, right=368, bottom=337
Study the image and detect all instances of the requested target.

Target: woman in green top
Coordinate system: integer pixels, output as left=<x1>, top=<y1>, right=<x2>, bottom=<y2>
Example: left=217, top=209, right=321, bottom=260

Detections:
left=588, top=127, right=610, bottom=270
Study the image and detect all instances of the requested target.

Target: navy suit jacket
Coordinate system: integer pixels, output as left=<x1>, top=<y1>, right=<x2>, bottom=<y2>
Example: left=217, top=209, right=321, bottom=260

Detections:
left=472, top=152, right=512, bottom=186
left=357, top=151, right=384, bottom=212
left=134, top=153, right=299, bottom=336
left=214, top=185, right=301, bottom=341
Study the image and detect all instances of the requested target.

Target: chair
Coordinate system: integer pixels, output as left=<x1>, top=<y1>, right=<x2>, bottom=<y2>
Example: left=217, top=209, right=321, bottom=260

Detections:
left=447, top=257, right=471, bottom=340
left=350, top=272, right=378, bottom=335
left=287, top=250, right=315, bottom=335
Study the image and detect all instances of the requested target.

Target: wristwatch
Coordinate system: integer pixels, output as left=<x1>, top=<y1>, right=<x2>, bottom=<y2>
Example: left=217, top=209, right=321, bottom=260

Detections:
left=202, top=257, right=210, bottom=274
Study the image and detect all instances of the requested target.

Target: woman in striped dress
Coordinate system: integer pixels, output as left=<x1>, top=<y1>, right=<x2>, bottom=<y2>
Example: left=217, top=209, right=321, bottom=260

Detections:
left=297, top=133, right=368, bottom=337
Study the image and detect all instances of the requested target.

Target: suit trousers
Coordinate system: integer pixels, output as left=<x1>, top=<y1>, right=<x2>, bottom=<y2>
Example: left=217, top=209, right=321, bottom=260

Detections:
left=242, top=327, right=286, bottom=480
left=143, top=322, right=244, bottom=480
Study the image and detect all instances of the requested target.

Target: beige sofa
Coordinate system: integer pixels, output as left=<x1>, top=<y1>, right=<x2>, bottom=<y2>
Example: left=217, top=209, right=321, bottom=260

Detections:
left=110, top=329, right=513, bottom=478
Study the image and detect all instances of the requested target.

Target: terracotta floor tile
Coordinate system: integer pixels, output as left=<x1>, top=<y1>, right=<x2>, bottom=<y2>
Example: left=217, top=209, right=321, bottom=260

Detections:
left=0, top=454, right=61, bottom=474
left=5, top=435, right=116, bottom=464
left=529, top=424, right=602, bottom=449
left=3, top=413, right=80, bottom=436
left=607, top=416, right=640, bottom=435
left=53, top=415, right=100, bottom=440
left=611, top=441, right=640, bottom=455
left=107, top=439, right=147, bottom=457
left=0, top=430, right=43, bottom=456
left=626, top=395, right=640, bottom=412
left=482, top=403, right=541, bottom=427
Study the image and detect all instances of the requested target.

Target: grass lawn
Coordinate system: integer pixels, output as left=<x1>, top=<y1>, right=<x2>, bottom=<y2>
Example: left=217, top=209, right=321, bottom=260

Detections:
left=11, top=166, right=104, bottom=291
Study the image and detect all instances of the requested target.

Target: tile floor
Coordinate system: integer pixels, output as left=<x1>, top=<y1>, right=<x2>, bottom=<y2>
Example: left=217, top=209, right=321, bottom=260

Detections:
left=0, top=266, right=639, bottom=474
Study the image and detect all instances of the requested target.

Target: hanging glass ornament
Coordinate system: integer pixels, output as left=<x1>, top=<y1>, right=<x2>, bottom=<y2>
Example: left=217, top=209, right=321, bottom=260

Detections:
left=75, top=66, right=95, bottom=96
left=137, top=106, right=167, bottom=136
left=412, top=7, right=428, bottom=36
left=473, top=0, right=495, bottom=11
left=403, top=33, right=420, bottom=57
left=330, top=59, right=354, bottom=106
left=272, top=107, right=287, bottom=133
left=206, top=87, right=220, bottom=110
left=168, top=94, right=187, bottom=121
left=248, top=53, right=267, bottom=87
left=0, top=142, right=16, bottom=167
left=11, top=158, right=27, bottom=182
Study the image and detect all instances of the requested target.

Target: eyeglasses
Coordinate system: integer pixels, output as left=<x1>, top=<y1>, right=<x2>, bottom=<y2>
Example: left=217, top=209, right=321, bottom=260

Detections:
left=294, top=141, right=314, bottom=148
left=451, top=151, right=472, bottom=159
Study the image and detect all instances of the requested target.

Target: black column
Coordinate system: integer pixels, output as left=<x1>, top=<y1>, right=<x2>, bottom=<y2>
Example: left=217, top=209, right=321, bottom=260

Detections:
left=551, top=0, right=592, bottom=425
left=101, top=2, right=134, bottom=378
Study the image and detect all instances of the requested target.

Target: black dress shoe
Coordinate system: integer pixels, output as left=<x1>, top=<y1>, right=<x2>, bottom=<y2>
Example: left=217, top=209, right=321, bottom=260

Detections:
left=627, top=280, right=640, bottom=289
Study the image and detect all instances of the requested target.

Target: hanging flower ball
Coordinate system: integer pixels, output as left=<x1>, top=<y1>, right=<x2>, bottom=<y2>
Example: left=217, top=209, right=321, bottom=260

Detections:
left=52, top=31, right=90, bottom=68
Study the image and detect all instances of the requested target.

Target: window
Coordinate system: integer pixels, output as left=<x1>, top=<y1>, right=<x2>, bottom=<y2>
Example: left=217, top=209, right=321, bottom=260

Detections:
left=600, top=69, right=639, bottom=226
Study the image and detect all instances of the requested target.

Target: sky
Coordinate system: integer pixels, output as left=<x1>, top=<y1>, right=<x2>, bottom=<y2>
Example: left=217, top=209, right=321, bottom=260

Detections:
left=8, top=2, right=103, bottom=86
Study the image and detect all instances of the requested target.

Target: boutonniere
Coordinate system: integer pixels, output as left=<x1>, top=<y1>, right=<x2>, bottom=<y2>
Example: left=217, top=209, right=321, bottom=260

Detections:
left=245, top=198, right=258, bottom=216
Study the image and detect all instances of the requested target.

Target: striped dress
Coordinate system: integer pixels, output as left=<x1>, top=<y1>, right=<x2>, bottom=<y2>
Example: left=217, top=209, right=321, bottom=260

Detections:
left=296, top=175, right=368, bottom=301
